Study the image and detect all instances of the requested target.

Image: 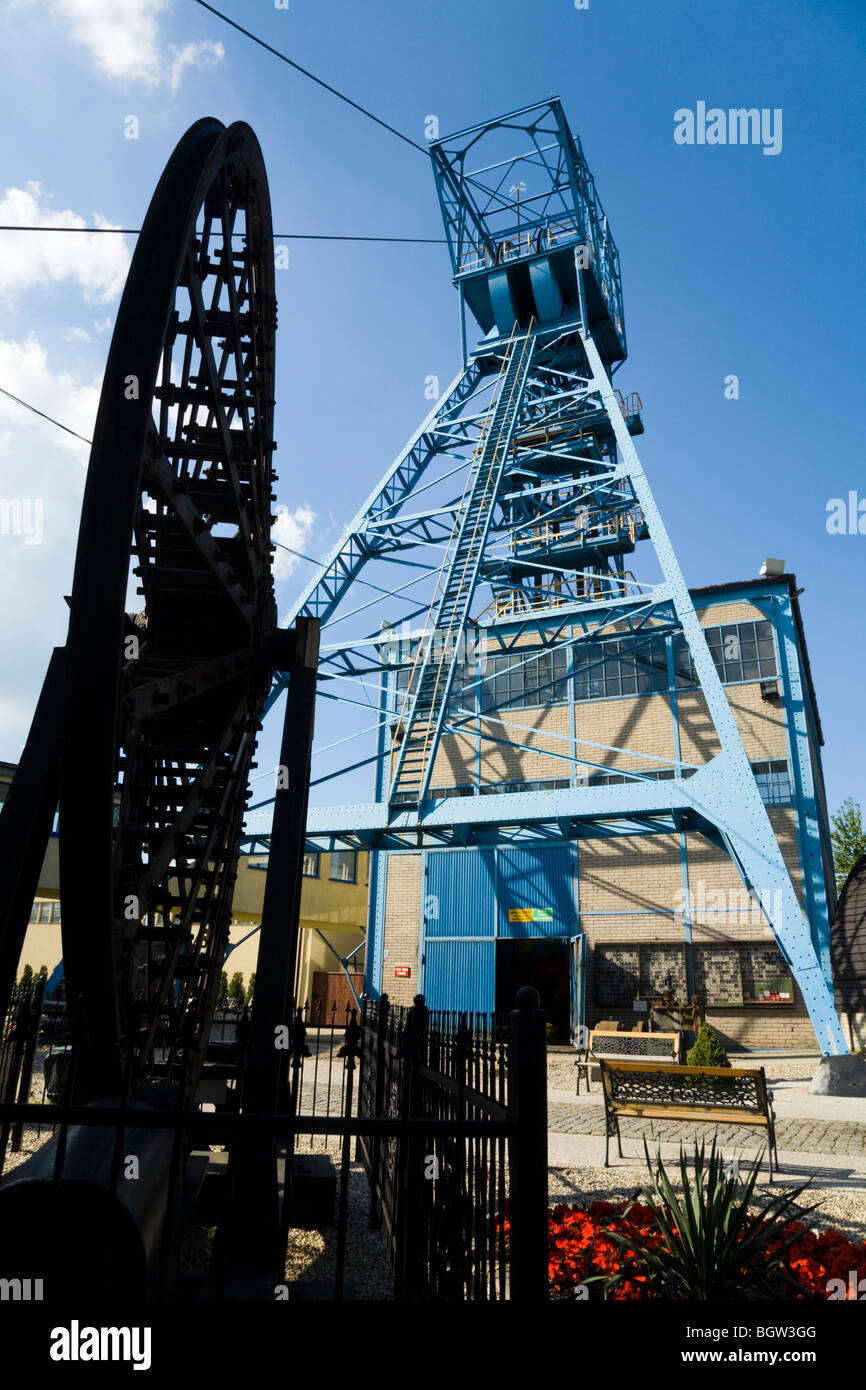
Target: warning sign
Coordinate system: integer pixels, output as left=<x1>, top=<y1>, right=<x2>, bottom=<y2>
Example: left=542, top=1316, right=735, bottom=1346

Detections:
left=508, top=908, right=554, bottom=923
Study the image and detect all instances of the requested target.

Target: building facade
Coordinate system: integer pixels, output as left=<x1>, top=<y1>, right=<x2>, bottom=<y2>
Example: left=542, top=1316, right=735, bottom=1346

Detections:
left=369, top=573, right=835, bottom=1050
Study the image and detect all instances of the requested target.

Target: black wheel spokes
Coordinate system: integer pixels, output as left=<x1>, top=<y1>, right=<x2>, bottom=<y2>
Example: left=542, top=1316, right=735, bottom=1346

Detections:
left=60, top=122, right=276, bottom=1103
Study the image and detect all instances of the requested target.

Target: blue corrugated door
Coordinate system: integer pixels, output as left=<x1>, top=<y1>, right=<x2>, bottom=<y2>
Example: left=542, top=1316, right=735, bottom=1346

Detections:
left=497, top=846, right=576, bottom=938
left=422, top=849, right=496, bottom=1012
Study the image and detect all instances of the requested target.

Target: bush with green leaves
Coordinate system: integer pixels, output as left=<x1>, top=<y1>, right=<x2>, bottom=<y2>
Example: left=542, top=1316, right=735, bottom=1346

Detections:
left=18, top=963, right=33, bottom=988
left=217, top=971, right=229, bottom=1008
left=601, top=1139, right=817, bottom=1301
left=228, top=971, right=246, bottom=1008
left=246, top=973, right=256, bottom=1006
left=686, top=1022, right=730, bottom=1069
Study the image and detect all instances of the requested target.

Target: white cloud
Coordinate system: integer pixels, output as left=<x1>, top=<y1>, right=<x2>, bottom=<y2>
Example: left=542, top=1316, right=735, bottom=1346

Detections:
left=169, top=39, right=225, bottom=93
left=271, top=504, right=316, bottom=581
left=0, top=334, right=99, bottom=758
left=50, top=0, right=168, bottom=85
left=20, top=0, right=226, bottom=88
left=0, top=183, right=130, bottom=302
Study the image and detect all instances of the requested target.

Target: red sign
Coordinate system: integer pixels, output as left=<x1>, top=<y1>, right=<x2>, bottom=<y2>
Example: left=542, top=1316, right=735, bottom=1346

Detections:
left=394, top=966, right=411, bottom=978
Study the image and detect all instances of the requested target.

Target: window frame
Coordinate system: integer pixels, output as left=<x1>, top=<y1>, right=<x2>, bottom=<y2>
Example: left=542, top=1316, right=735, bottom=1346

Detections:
left=328, top=850, right=358, bottom=884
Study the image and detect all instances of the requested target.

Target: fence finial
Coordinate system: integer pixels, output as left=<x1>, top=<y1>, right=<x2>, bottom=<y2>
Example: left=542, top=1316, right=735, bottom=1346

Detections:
left=515, top=986, right=541, bottom=1011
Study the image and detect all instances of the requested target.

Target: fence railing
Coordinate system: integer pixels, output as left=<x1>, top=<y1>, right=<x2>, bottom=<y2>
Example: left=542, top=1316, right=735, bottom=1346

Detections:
left=0, top=986, right=549, bottom=1301
left=358, top=991, right=548, bottom=1300
left=0, top=975, right=45, bottom=1154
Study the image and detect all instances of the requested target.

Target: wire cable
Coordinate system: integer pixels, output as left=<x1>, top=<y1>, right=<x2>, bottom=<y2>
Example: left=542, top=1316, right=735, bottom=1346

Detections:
left=0, top=386, right=92, bottom=444
left=192, top=0, right=429, bottom=155
left=0, top=225, right=446, bottom=244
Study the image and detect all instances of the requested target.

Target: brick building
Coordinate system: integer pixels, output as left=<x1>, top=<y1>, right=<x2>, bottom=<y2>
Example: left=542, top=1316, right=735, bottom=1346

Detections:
left=369, top=572, right=835, bottom=1051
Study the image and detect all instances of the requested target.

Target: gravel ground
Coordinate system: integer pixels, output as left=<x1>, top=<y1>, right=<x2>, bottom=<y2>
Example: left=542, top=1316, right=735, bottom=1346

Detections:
left=284, top=1142, right=394, bottom=1300
left=548, top=1161, right=866, bottom=1243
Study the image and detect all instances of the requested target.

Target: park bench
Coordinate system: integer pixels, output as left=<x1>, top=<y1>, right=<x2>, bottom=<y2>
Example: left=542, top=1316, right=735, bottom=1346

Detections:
left=600, top=1059, right=779, bottom=1180
left=574, top=1028, right=681, bottom=1093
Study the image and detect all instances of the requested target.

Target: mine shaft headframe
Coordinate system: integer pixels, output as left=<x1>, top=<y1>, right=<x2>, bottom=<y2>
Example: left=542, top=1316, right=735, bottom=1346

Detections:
left=429, top=98, right=626, bottom=366
left=57, top=117, right=280, bottom=1104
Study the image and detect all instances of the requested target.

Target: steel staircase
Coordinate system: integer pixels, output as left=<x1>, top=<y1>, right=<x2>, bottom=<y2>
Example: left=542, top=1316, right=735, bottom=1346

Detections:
left=388, top=324, right=536, bottom=807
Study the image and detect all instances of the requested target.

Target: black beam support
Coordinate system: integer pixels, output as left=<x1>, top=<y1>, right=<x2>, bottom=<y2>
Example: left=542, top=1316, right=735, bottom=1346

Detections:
left=507, top=986, right=549, bottom=1301
left=0, top=648, right=65, bottom=1019
left=246, top=616, right=320, bottom=1116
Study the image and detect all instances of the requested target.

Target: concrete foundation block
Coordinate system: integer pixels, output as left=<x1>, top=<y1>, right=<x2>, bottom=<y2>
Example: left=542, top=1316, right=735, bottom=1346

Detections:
left=809, top=1054, right=866, bottom=1096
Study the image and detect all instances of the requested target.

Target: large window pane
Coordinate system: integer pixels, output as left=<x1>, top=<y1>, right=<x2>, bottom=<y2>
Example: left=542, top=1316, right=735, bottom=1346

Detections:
left=329, top=850, right=357, bottom=883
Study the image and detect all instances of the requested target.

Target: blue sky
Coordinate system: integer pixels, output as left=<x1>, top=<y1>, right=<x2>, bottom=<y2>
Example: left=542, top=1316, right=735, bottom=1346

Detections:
left=0, top=0, right=864, bottom=821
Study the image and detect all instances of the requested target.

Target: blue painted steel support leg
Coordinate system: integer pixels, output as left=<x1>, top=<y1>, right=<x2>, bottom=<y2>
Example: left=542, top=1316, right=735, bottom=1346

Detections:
left=760, top=592, right=834, bottom=993
left=581, top=330, right=847, bottom=1055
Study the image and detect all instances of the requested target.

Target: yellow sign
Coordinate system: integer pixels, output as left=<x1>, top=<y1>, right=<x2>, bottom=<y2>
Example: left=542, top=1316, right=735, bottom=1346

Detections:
left=508, top=908, right=533, bottom=922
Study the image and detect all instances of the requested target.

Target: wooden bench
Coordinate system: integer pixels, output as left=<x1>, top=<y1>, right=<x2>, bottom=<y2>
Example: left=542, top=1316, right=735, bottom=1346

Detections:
left=574, top=1029, right=681, bottom=1094
left=600, top=1060, right=779, bottom=1181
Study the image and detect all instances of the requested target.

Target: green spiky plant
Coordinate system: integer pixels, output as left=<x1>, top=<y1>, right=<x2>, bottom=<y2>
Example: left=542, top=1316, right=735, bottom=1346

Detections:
left=601, top=1140, right=819, bottom=1301
left=686, top=1022, right=730, bottom=1068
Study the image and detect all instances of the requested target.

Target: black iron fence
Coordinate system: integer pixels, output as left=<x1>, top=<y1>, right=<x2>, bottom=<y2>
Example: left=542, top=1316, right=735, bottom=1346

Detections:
left=0, top=986, right=549, bottom=1301
left=360, top=998, right=507, bottom=1298
left=0, top=975, right=45, bottom=1154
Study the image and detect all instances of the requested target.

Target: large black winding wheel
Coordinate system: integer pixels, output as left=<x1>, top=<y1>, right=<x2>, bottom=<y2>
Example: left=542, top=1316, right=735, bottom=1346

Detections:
left=0, top=120, right=314, bottom=1294
left=61, top=117, right=279, bottom=1105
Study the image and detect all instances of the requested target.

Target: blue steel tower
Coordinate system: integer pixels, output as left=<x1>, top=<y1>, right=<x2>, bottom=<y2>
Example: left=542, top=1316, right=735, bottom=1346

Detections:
left=260, top=101, right=846, bottom=1054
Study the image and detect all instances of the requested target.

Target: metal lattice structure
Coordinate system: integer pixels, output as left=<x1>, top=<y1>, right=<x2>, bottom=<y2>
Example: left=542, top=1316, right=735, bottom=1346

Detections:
left=0, top=117, right=317, bottom=1124
left=255, top=99, right=846, bottom=1055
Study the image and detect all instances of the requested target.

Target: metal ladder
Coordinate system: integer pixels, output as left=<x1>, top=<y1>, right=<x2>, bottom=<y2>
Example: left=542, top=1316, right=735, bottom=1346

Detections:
left=388, top=325, right=536, bottom=807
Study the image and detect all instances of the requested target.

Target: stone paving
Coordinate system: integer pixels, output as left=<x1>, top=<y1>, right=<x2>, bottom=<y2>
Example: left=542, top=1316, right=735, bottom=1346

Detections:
left=548, top=1101, right=866, bottom=1156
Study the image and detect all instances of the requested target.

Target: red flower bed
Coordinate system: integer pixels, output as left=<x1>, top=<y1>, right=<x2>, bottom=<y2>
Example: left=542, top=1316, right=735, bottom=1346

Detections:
left=548, top=1201, right=866, bottom=1300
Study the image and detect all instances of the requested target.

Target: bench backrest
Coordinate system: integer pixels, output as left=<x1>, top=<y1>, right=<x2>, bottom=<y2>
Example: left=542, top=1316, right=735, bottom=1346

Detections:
left=589, top=1030, right=679, bottom=1061
left=601, top=1061, right=769, bottom=1115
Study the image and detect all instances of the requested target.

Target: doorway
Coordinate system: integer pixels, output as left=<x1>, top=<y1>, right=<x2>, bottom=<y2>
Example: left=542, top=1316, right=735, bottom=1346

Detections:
left=496, top=938, right=570, bottom=1040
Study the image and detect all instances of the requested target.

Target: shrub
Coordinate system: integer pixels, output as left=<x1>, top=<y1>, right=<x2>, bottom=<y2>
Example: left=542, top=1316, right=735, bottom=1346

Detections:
left=246, top=973, right=256, bottom=1005
left=217, top=971, right=229, bottom=1008
left=18, top=964, right=33, bottom=988
left=228, top=971, right=246, bottom=1008
left=687, top=1022, right=730, bottom=1069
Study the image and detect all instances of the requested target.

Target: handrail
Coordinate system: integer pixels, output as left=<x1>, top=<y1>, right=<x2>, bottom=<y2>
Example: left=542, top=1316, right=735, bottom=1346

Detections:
left=390, top=323, right=523, bottom=782
left=413, top=323, right=536, bottom=785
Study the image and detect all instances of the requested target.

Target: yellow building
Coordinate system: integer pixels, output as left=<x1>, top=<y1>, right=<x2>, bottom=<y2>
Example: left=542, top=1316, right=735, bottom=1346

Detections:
left=12, top=803, right=368, bottom=1009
